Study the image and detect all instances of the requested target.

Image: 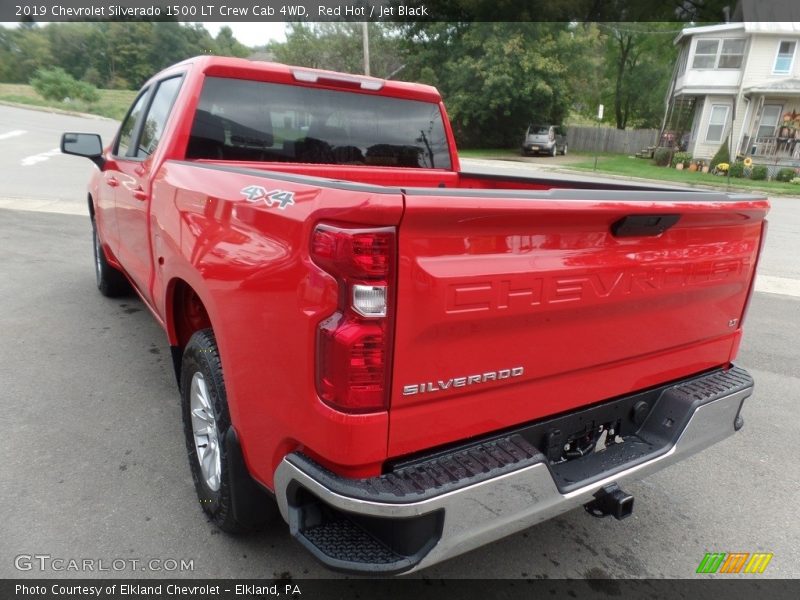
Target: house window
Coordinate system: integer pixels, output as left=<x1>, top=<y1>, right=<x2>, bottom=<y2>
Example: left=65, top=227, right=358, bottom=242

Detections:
left=719, top=39, right=746, bottom=68
left=692, top=38, right=745, bottom=69
left=693, top=40, right=719, bottom=68
left=677, top=44, right=689, bottom=76
left=705, top=105, right=729, bottom=142
left=757, top=105, right=782, bottom=139
left=774, top=41, right=796, bottom=74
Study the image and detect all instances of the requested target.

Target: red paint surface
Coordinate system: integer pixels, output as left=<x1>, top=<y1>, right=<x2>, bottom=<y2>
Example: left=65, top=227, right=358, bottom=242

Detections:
left=84, top=56, right=769, bottom=488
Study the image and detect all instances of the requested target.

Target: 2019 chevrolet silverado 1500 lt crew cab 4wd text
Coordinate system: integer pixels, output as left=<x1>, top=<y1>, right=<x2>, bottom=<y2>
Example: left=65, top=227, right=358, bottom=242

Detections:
left=62, top=56, right=767, bottom=574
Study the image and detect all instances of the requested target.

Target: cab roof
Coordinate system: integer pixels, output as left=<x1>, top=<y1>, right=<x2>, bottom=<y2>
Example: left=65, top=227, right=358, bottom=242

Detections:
left=157, top=55, right=443, bottom=104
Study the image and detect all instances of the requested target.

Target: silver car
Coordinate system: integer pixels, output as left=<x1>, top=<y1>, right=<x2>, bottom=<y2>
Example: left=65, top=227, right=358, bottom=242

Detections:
left=521, top=124, right=567, bottom=156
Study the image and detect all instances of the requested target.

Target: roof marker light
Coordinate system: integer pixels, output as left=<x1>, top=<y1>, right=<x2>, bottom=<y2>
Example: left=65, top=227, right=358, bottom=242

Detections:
left=291, top=69, right=385, bottom=91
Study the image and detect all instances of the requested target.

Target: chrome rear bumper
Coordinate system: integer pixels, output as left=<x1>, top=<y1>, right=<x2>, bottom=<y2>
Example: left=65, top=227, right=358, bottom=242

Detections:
left=274, top=367, right=753, bottom=574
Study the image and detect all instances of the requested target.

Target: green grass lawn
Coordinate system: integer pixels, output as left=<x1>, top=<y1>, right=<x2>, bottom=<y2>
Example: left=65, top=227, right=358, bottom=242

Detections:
left=458, top=148, right=521, bottom=159
left=570, top=154, right=800, bottom=195
left=0, top=83, right=134, bottom=121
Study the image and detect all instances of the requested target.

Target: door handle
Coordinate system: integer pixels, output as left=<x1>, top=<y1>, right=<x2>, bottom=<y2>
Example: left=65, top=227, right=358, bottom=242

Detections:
left=106, top=176, right=119, bottom=187
left=133, top=187, right=148, bottom=201
left=611, top=214, right=680, bottom=237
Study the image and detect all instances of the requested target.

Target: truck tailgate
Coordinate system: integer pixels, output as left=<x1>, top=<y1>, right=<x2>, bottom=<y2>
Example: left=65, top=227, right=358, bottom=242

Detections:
left=388, top=189, right=768, bottom=457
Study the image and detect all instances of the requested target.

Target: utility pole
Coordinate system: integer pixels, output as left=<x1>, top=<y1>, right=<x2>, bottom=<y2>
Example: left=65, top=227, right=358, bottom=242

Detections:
left=594, top=104, right=604, bottom=171
left=362, top=22, right=370, bottom=76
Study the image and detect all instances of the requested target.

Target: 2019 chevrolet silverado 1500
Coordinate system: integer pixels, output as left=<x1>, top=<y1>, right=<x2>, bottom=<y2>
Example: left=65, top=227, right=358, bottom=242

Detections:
left=62, top=56, right=767, bottom=574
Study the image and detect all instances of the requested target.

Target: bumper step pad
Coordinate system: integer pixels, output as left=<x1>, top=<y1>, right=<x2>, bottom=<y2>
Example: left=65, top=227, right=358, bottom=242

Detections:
left=302, top=517, right=404, bottom=565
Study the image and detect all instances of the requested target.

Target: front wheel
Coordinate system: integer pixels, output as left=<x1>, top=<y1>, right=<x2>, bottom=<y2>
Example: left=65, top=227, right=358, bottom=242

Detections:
left=92, top=220, right=130, bottom=297
left=180, top=329, right=276, bottom=532
left=550, top=144, right=557, bottom=157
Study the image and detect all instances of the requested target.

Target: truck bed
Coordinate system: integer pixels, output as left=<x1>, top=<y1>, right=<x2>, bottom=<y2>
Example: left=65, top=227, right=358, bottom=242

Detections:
left=163, top=158, right=767, bottom=464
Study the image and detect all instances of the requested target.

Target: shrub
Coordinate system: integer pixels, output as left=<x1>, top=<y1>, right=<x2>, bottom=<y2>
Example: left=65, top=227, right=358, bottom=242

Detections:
left=653, top=147, right=673, bottom=167
left=775, top=167, right=796, bottom=182
left=750, top=165, right=768, bottom=181
left=729, top=161, right=744, bottom=178
left=30, top=67, right=99, bottom=104
left=709, top=137, right=731, bottom=169
left=791, top=177, right=800, bottom=185
left=82, top=66, right=103, bottom=87
left=671, top=151, right=692, bottom=167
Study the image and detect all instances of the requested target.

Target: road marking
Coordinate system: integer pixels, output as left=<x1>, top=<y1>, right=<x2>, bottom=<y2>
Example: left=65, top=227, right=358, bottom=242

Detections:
left=21, top=148, right=61, bottom=166
left=0, top=129, right=26, bottom=140
left=0, top=197, right=86, bottom=216
left=755, top=275, right=800, bottom=299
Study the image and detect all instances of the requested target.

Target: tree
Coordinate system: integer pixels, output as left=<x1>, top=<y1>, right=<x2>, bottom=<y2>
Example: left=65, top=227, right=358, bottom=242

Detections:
left=400, top=22, right=577, bottom=148
left=1, top=26, right=53, bottom=83
left=0, top=22, right=254, bottom=90
left=214, top=26, right=250, bottom=58
left=598, top=23, right=680, bottom=129
left=45, top=23, right=94, bottom=81
left=270, top=23, right=403, bottom=78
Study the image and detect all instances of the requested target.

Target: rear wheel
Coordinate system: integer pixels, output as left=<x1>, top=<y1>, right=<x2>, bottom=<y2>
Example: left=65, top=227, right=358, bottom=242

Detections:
left=562, top=144, right=568, bottom=156
left=180, top=329, right=276, bottom=532
left=92, top=220, right=130, bottom=297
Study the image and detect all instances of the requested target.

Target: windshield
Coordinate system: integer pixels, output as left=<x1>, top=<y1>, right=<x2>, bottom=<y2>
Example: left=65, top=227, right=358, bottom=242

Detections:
left=187, top=76, right=451, bottom=169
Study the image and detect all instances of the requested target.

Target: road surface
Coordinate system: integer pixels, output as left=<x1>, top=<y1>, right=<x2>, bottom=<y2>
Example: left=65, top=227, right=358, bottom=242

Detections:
left=1, top=104, right=798, bottom=579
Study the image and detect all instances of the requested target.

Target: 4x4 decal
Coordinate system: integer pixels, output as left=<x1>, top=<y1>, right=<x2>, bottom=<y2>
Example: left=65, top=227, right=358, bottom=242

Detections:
left=240, top=185, right=295, bottom=210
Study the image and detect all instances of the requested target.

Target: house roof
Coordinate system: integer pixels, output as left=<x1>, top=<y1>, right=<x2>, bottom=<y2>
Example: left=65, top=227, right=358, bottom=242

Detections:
left=745, top=78, right=800, bottom=95
left=743, top=22, right=800, bottom=35
left=674, top=24, right=743, bottom=45
left=674, top=22, right=800, bottom=45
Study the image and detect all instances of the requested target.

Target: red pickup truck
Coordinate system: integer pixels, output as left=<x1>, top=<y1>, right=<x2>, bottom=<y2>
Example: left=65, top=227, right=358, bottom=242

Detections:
left=62, top=56, right=767, bottom=574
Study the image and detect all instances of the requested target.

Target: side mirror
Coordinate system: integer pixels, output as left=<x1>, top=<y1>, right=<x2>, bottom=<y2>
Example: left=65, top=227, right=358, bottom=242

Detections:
left=61, top=133, right=105, bottom=169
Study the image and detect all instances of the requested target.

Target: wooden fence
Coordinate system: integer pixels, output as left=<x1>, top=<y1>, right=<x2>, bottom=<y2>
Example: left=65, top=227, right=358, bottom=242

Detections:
left=566, top=126, right=660, bottom=154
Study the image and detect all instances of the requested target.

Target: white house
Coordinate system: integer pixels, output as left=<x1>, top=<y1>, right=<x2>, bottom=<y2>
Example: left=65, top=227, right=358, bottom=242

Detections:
left=663, top=22, right=800, bottom=166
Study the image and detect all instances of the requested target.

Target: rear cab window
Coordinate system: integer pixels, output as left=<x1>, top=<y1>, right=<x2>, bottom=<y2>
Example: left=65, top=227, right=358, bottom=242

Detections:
left=186, top=77, right=451, bottom=169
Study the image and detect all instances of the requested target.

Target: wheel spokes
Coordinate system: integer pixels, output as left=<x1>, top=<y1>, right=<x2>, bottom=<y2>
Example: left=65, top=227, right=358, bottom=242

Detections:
left=189, top=371, right=222, bottom=492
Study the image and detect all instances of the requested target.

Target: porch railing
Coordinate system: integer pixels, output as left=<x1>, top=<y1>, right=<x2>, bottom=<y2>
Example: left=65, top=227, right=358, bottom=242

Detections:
left=750, top=136, right=800, bottom=159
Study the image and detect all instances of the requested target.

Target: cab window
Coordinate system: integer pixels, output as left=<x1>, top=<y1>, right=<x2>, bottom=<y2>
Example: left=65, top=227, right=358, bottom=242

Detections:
left=115, top=90, right=150, bottom=158
left=186, top=77, right=451, bottom=169
left=136, top=77, right=182, bottom=158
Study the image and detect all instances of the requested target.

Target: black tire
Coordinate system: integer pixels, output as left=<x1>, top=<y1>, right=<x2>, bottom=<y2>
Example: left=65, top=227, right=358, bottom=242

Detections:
left=180, top=329, right=276, bottom=533
left=92, top=220, right=130, bottom=297
left=562, top=144, right=568, bottom=156
left=550, top=144, right=557, bottom=157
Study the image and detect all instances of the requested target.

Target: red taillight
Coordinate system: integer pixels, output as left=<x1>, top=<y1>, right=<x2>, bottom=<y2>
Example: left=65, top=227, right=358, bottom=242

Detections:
left=312, top=228, right=391, bottom=279
left=311, top=224, right=395, bottom=413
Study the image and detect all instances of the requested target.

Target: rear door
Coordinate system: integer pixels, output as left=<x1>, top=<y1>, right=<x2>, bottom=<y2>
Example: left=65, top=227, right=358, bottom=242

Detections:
left=388, top=189, right=768, bottom=457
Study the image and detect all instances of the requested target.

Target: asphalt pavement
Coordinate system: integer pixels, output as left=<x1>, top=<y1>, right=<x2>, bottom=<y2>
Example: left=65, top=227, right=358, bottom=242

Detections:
left=0, top=104, right=798, bottom=579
